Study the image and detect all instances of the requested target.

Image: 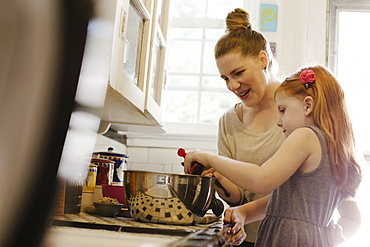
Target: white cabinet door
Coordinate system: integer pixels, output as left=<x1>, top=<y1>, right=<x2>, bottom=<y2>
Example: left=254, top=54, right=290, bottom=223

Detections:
left=97, top=0, right=170, bottom=131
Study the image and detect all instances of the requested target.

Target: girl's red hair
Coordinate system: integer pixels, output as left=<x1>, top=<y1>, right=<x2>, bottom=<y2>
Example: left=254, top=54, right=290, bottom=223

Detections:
left=276, top=65, right=362, bottom=198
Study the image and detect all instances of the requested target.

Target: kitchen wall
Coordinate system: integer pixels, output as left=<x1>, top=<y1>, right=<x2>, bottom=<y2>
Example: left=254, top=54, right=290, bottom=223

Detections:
left=94, top=134, right=127, bottom=154
left=93, top=0, right=328, bottom=172
left=94, top=131, right=218, bottom=173
left=259, top=0, right=327, bottom=77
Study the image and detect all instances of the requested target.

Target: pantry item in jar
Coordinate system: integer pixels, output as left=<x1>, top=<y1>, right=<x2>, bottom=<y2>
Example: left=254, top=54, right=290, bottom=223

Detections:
left=93, top=148, right=129, bottom=185
left=90, top=157, right=115, bottom=185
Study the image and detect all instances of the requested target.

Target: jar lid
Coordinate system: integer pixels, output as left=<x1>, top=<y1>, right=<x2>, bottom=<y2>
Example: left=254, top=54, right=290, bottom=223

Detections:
left=93, top=147, right=129, bottom=158
left=90, top=158, right=115, bottom=164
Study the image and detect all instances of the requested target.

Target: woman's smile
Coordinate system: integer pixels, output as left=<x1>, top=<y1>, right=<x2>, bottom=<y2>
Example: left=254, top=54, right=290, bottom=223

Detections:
left=238, top=88, right=251, bottom=99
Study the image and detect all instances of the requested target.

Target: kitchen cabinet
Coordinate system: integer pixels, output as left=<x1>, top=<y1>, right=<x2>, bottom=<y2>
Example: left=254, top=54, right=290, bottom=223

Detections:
left=95, top=0, right=171, bottom=133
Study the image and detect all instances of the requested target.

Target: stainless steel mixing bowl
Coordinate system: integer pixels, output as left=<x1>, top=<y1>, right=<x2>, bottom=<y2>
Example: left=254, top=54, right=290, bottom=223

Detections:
left=123, top=170, right=216, bottom=225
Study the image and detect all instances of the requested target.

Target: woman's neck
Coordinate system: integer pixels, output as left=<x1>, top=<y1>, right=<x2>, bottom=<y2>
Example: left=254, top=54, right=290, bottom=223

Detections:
left=240, top=82, right=280, bottom=132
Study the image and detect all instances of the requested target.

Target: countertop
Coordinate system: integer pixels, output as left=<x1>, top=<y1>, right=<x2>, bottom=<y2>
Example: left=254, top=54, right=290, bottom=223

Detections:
left=44, top=211, right=223, bottom=246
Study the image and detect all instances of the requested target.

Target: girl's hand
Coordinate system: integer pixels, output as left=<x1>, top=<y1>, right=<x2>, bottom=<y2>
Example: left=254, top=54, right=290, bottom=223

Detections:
left=219, top=206, right=247, bottom=245
left=183, top=150, right=212, bottom=174
left=219, top=223, right=246, bottom=245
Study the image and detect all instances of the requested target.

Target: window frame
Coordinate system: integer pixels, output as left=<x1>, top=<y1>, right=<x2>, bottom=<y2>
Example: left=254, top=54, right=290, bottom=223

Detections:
left=328, top=0, right=370, bottom=73
left=328, top=0, right=370, bottom=161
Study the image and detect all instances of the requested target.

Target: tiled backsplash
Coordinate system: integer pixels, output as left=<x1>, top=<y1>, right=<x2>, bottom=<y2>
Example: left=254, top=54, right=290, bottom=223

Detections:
left=126, top=146, right=184, bottom=173
left=93, top=133, right=218, bottom=174
left=94, top=134, right=127, bottom=154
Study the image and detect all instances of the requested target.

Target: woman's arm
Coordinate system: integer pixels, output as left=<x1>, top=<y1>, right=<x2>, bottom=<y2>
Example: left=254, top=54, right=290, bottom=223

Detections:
left=215, top=116, right=244, bottom=205
left=326, top=199, right=362, bottom=246
left=202, top=168, right=242, bottom=205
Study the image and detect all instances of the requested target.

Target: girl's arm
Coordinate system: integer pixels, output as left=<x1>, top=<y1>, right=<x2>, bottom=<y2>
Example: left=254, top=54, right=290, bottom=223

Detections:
left=184, top=128, right=318, bottom=193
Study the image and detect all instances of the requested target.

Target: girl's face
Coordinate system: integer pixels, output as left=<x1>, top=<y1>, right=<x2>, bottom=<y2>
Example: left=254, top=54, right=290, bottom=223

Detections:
left=275, top=92, right=312, bottom=137
left=216, top=51, right=269, bottom=107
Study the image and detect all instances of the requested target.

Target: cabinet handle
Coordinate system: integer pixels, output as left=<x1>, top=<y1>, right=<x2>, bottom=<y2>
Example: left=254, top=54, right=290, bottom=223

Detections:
left=119, top=7, right=127, bottom=41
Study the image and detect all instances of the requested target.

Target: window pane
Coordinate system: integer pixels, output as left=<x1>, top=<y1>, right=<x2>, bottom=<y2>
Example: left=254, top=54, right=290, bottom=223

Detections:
left=123, top=4, right=144, bottom=84
left=206, top=0, right=243, bottom=19
left=148, top=38, right=160, bottom=100
left=167, top=75, right=199, bottom=87
left=168, top=40, right=202, bottom=73
left=203, top=28, right=225, bottom=74
left=202, top=76, right=226, bottom=88
left=171, top=27, right=203, bottom=40
left=203, top=40, right=220, bottom=74
left=165, top=1, right=241, bottom=125
left=164, top=90, right=199, bottom=123
left=173, top=0, right=206, bottom=18
left=205, top=28, right=226, bottom=40
left=200, top=92, right=240, bottom=123
left=337, top=11, right=370, bottom=152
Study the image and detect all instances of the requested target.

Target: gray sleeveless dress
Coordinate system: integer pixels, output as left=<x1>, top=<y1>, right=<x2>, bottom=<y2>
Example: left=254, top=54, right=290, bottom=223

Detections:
left=255, top=126, right=342, bottom=247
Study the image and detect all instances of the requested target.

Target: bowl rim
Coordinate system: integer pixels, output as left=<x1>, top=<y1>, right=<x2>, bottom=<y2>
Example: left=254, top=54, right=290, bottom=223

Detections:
left=122, top=170, right=216, bottom=179
left=93, top=202, right=123, bottom=206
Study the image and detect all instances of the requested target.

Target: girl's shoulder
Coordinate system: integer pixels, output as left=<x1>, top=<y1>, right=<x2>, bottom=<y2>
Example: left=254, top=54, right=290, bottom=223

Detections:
left=290, top=126, right=319, bottom=138
left=285, top=126, right=324, bottom=173
left=292, top=126, right=323, bottom=138
left=284, top=126, right=322, bottom=155
left=295, top=126, right=326, bottom=144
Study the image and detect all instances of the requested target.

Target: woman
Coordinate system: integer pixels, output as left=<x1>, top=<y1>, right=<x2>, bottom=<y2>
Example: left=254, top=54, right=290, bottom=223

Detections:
left=204, top=8, right=285, bottom=246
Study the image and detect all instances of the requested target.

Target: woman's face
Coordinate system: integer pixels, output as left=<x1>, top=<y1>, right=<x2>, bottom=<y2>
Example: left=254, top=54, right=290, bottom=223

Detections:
left=216, top=51, right=268, bottom=107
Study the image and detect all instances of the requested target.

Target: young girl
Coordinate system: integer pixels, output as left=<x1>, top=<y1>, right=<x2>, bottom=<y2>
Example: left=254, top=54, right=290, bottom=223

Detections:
left=183, top=65, right=363, bottom=246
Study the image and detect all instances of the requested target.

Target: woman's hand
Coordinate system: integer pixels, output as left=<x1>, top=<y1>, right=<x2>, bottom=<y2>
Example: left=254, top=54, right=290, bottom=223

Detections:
left=219, top=206, right=247, bottom=245
left=325, top=199, right=361, bottom=245
left=325, top=223, right=346, bottom=246
left=219, top=224, right=246, bottom=246
left=201, top=168, right=215, bottom=177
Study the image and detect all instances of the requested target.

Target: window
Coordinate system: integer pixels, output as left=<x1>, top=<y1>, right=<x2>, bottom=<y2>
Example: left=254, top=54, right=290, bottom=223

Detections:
left=328, top=0, right=370, bottom=157
left=163, top=1, right=248, bottom=127
left=328, top=1, right=370, bottom=246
